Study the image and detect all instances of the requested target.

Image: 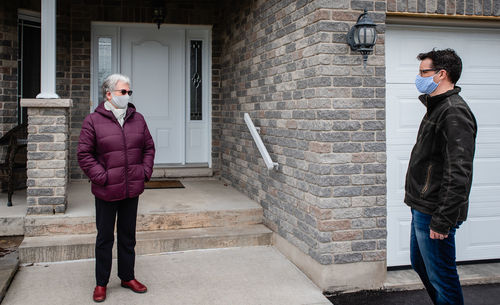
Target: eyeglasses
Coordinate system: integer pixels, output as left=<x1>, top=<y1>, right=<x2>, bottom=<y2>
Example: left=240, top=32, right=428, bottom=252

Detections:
left=113, top=89, right=133, bottom=96
left=419, top=68, right=439, bottom=76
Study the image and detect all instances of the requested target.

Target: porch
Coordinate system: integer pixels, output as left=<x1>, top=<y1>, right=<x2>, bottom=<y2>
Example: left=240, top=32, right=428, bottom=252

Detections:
left=0, top=179, right=272, bottom=263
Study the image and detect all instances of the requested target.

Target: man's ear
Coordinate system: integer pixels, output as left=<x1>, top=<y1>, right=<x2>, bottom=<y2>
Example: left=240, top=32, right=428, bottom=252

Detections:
left=441, top=69, right=451, bottom=82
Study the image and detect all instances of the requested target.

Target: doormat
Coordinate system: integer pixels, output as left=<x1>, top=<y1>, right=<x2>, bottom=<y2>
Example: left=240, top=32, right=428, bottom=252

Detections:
left=145, top=180, right=184, bottom=189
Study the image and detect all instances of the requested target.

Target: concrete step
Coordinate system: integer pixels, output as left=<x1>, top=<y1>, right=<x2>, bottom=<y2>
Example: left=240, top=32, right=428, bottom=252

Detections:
left=19, top=224, right=272, bottom=263
left=0, top=189, right=27, bottom=236
left=22, top=180, right=265, bottom=237
left=24, top=207, right=263, bottom=237
left=151, top=166, right=213, bottom=178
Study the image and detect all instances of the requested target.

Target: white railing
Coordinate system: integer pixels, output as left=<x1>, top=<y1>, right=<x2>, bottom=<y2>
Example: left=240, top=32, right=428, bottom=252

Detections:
left=244, top=113, right=279, bottom=171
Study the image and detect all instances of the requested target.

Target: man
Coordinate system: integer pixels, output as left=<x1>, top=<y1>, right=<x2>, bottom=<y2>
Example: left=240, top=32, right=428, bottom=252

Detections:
left=405, top=49, right=477, bottom=305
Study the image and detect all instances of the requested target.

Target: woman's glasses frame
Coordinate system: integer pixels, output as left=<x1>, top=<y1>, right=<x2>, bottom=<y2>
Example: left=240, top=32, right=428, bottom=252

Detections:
left=113, top=89, right=133, bottom=96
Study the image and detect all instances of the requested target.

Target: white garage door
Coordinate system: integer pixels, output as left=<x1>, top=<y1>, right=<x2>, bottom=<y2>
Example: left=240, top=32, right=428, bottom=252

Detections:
left=386, top=25, right=500, bottom=266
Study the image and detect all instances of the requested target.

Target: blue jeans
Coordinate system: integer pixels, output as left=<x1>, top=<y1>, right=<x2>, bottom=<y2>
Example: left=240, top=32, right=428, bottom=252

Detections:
left=410, top=209, right=464, bottom=305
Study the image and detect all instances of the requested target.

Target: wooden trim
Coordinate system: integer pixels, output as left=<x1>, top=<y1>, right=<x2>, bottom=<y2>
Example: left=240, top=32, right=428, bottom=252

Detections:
left=386, top=12, right=500, bottom=29
left=386, top=12, right=500, bottom=21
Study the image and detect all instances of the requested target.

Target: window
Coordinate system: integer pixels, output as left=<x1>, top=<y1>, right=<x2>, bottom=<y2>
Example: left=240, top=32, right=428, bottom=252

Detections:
left=17, top=18, right=41, bottom=124
left=98, top=37, right=112, bottom=102
left=190, top=40, right=202, bottom=120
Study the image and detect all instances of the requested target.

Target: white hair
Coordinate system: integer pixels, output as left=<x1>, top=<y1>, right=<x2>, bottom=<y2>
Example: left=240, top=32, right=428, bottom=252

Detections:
left=102, top=74, right=131, bottom=99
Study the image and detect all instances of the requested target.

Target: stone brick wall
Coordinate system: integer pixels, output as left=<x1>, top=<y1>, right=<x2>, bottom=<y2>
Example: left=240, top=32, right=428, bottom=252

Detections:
left=0, top=2, right=19, bottom=137
left=23, top=99, right=71, bottom=215
left=219, top=0, right=387, bottom=266
left=387, top=0, right=500, bottom=15
left=61, top=0, right=224, bottom=179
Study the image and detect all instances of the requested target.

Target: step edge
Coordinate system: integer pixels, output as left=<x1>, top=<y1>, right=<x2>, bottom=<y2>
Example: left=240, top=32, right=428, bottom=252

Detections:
left=24, top=207, right=264, bottom=222
left=19, top=225, right=272, bottom=248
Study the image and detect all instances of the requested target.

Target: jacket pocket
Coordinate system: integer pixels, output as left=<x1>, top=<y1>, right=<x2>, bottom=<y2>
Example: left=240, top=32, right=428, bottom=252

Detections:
left=420, top=164, right=433, bottom=198
left=91, top=169, right=108, bottom=186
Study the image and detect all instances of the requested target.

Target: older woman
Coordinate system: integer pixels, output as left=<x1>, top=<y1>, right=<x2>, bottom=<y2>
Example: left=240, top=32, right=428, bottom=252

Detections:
left=77, top=74, right=155, bottom=302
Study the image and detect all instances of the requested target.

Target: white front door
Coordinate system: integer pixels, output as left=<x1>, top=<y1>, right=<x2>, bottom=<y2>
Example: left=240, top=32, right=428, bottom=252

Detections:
left=121, top=27, right=185, bottom=164
left=386, top=25, right=500, bottom=266
left=91, top=24, right=211, bottom=166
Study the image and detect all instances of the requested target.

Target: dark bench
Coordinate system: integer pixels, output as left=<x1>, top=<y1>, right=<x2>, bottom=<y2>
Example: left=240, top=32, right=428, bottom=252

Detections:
left=0, top=123, right=27, bottom=206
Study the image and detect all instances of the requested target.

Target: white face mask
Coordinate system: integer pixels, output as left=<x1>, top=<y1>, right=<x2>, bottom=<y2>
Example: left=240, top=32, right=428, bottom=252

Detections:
left=110, top=93, right=129, bottom=109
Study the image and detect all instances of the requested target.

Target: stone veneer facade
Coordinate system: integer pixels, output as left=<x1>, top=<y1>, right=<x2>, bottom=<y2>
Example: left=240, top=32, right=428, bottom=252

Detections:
left=217, top=0, right=499, bottom=290
left=0, top=0, right=499, bottom=291
left=219, top=0, right=388, bottom=289
left=0, top=1, right=20, bottom=137
left=21, top=99, right=72, bottom=215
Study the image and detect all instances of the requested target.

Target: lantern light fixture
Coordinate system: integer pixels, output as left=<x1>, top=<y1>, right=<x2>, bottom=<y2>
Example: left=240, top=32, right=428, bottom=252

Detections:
left=346, top=9, right=378, bottom=66
left=152, top=0, right=165, bottom=30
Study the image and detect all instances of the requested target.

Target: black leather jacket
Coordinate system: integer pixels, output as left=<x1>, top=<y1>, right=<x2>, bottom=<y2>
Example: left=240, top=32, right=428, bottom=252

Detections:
left=405, top=87, right=477, bottom=235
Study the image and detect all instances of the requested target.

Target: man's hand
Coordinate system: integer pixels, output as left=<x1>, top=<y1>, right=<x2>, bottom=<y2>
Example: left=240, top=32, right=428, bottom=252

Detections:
left=430, top=229, right=448, bottom=240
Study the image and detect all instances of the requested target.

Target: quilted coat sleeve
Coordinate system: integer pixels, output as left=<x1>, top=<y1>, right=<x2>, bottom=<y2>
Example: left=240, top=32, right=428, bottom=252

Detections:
left=142, top=118, right=155, bottom=182
left=77, top=115, right=108, bottom=186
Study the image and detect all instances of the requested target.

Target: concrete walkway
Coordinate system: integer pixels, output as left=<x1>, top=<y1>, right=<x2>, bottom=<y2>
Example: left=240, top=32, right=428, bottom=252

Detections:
left=2, top=246, right=331, bottom=305
left=385, top=262, right=500, bottom=291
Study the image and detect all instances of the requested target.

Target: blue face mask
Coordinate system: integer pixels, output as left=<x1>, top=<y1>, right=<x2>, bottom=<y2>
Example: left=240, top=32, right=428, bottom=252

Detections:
left=415, top=74, right=439, bottom=94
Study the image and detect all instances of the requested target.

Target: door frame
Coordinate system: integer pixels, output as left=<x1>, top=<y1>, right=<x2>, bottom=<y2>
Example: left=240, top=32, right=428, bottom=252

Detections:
left=90, top=22, right=213, bottom=168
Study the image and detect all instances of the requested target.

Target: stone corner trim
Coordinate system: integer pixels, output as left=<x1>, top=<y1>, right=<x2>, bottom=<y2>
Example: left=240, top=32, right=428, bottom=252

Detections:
left=24, top=99, right=72, bottom=215
left=21, top=98, right=73, bottom=108
left=273, top=233, right=386, bottom=292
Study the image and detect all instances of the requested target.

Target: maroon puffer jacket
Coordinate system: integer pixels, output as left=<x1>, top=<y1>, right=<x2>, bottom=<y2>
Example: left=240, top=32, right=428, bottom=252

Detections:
left=77, top=103, right=155, bottom=202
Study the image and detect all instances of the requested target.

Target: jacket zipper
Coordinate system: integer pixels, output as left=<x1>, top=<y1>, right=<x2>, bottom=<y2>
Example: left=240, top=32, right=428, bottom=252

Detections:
left=424, top=96, right=429, bottom=119
left=420, top=164, right=433, bottom=197
left=108, top=107, right=132, bottom=199
left=118, top=117, right=130, bottom=199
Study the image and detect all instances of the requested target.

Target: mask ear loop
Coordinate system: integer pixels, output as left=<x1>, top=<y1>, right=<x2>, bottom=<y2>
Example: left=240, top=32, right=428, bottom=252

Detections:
left=435, top=69, right=445, bottom=81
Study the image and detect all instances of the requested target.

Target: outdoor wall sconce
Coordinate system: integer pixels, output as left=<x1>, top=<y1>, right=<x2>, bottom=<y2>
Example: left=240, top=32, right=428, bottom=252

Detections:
left=152, top=0, right=165, bottom=29
left=346, top=9, right=377, bottom=66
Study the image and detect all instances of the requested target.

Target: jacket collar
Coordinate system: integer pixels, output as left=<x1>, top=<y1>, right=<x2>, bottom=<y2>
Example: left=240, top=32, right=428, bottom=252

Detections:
left=419, top=86, right=461, bottom=112
left=95, top=102, right=137, bottom=123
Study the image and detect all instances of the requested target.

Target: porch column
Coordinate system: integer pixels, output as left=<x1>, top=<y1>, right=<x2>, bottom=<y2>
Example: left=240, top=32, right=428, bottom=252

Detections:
left=36, top=0, right=59, bottom=99
left=20, top=99, right=72, bottom=214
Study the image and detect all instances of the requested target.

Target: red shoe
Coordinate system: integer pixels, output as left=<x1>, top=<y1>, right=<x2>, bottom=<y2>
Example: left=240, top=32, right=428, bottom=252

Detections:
left=93, top=286, right=106, bottom=302
left=121, top=279, right=147, bottom=293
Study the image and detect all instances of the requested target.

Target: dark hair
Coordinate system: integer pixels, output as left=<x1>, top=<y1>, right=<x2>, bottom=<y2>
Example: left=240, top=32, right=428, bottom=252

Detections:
left=417, top=48, right=462, bottom=84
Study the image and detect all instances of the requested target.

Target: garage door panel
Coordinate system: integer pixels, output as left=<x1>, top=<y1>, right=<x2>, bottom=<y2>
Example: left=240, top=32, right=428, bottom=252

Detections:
left=386, top=149, right=409, bottom=207
left=457, top=213, right=500, bottom=261
left=387, top=208, right=412, bottom=265
left=386, top=30, right=455, bottom=83
left=460, top=36, right=500, bottom=85
left=387, top=27, right=500, bottom=85
left=387, top=25, right=500, bottom=266
left=472, top=158, right=500, bottom=186
left=460, top=85, right=500, bottom=117
left=386, top=84, right=424, bottom=145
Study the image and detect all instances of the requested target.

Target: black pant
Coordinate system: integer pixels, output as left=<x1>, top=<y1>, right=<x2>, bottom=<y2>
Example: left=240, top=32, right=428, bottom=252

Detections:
left=95, top=196, right=138, bottom=286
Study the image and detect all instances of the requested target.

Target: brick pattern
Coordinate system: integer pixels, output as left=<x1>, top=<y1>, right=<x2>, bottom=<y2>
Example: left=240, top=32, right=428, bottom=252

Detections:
left=219, top=0, right=387, bottom=265
left=387, top=0, right=500, bottom=15
left=0, top=2, right=19, bottom=137
left=25, top=103, right=70, bottom=214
